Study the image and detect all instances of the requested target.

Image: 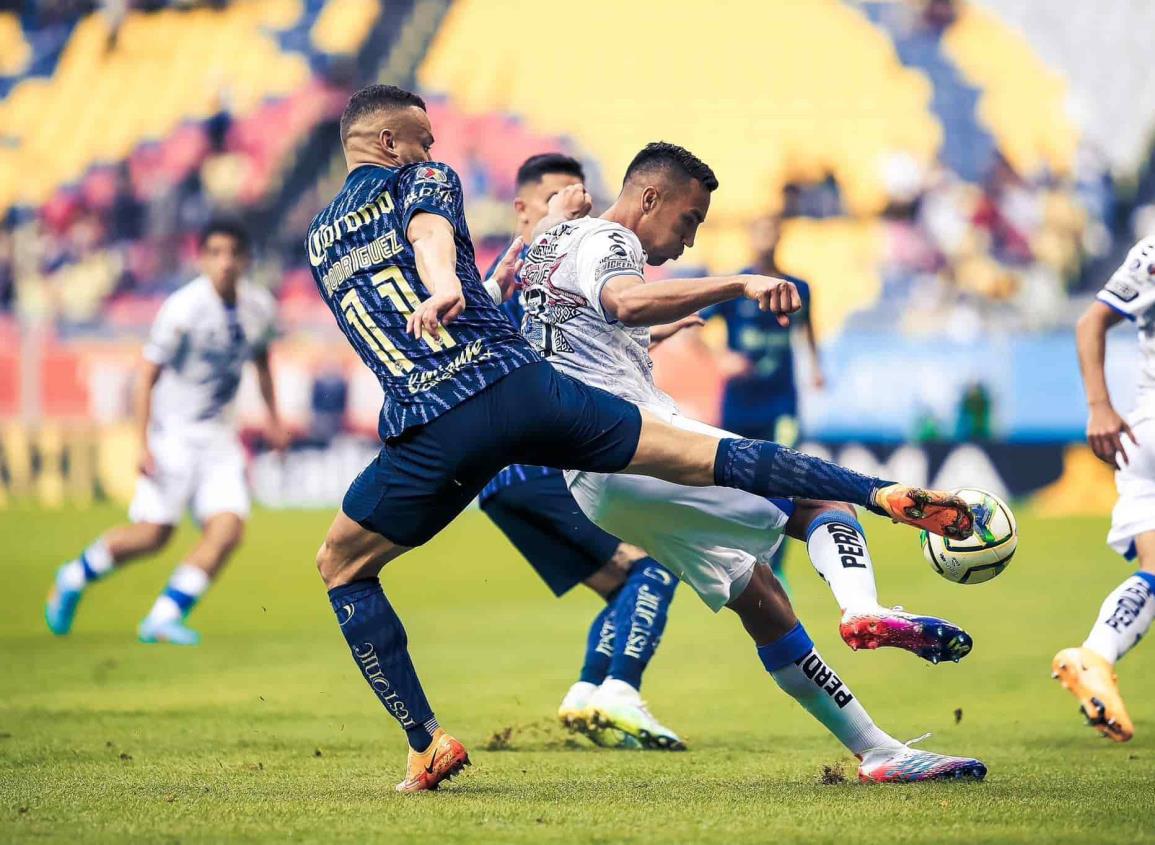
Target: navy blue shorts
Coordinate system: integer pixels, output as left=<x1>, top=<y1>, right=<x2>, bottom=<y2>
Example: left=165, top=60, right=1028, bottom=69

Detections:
left=342, top=361, right=643, bottom=547
left=480, top=473, right=622, bottom=596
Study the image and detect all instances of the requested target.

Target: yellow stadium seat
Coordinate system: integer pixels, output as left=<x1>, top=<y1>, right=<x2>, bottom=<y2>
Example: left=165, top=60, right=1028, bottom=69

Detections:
left=0, top=12, right=31, bottom=77
left=312, top=0, right=380, bottom=56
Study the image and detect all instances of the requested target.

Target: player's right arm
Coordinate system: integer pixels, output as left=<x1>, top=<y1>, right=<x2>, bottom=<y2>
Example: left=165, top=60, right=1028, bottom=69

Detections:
left=1080, top=236, right=1155, bottom=465
left=602, top=274, right=799, bottom=327
left=133, top=359, right=163, bottom=477
left=137, top=294, right=186, bottom=476
left=405, top=212, right=465, bottom=340
left=1076, top=301, right=1130, bottom=465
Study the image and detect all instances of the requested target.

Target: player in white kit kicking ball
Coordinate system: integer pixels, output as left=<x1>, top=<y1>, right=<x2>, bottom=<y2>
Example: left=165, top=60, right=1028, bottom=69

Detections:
left=45, top=220, right=286, bottom=645
left=517, top=142, right=984, bottom=781
left=1054, top=234, right=1155, bottom=742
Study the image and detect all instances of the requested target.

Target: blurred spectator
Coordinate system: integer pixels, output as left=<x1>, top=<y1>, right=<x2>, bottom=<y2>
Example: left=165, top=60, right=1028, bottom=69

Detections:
left=955, top=381, right=992, bottom=441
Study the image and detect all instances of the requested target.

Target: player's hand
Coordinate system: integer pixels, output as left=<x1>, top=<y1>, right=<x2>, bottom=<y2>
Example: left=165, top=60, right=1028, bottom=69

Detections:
left=138, top=444, right=157, bottom=478
left=408, top=288, right=467, bottom=340
left=743, top=276, right=801, bottom=327
left=266, top=420, right=292, bottom=452
left=1087, top=401, right=1138, bottom=467
left=649, top=314, right=705, bottom=347
left=491, top=236, right=525, bottom=302
left=812, top=369, right=827, bottom=390
left=548, top=183, right=593, bottom=220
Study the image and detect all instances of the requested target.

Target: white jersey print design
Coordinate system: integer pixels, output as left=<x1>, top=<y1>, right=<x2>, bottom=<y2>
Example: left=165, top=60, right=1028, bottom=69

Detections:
left=519, top=217, right=677, bottom=415
left=143, top=276, right=277, bottom=433
left=1097, top=236, right=1155, bottom=407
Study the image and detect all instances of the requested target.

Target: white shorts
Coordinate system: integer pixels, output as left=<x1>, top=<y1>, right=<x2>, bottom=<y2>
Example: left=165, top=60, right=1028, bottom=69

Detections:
left=565, top=411, right=790, bottom=612
left=1108, top=412, right=1155, bottom=559
left=129, top=426, right=250, bottom=525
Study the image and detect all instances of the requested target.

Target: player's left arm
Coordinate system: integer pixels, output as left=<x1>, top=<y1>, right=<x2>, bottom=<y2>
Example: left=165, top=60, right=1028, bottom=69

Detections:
left=798, top=284, right=825, bottom=389
left=648, top=315, right=705, bottom=347
left=530, top=183, right=593, bottom=238
left=252, top=349, right=290, bottom=451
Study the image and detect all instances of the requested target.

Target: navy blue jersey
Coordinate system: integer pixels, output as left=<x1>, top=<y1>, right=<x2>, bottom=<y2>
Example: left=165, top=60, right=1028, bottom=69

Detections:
left=703, top=271, right=810, bottom=431
left=307, top=162, right=540, bottom=440
left=477, top=246, right=560, bottom=501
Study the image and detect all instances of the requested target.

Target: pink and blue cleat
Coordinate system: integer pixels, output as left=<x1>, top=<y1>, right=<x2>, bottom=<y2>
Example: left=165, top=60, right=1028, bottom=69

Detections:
left=840, top=607, right=973, bottom=664
left=858, top=736, right=987, bottom=783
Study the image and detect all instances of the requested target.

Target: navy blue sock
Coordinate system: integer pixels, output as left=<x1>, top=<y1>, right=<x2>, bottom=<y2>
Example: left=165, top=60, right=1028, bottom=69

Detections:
left=579, top=601, right=616, bottom=685
left=714, top=439, right=893, bottom=514
left=608, top=559, right=677, bottom=689
left=328, top=578, right=438, bottom=751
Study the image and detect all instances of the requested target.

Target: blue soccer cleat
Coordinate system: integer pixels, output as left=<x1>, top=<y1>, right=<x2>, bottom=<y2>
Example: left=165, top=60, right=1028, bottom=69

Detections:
left=858, top=735, right=987, bottom=783
left=45, top=582, right=84, bottom=636
left=138, top=618, right=201, bottom=646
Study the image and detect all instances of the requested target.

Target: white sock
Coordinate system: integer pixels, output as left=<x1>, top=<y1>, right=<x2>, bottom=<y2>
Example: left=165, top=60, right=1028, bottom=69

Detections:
left=57, top=539, right=115, bottom=591
left=145, top=564, right=211, bottom=626
left=769, top=648, right=899, bottom=755
left=805, top=512, right=879, bottom=614
left=1083, top=574, right=1155, bottom=664
left=758, top=624, right=899, bottom=755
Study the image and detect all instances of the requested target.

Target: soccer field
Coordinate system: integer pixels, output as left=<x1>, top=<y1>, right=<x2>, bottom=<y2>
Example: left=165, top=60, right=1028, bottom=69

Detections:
left=2, top=505, right=1154, bottom=844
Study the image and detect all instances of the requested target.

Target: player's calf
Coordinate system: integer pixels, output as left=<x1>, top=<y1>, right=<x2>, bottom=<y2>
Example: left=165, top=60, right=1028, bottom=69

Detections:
left=47, top=524, right=174, bottom=636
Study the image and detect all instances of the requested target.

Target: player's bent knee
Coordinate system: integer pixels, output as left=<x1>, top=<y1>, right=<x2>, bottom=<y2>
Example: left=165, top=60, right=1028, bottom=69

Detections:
left=138, top=523, right=175, bottom=553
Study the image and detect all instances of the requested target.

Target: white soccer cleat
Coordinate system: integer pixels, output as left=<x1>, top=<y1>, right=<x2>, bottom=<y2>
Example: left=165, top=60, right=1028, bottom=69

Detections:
left=558, top=681, right=640, bottom=749
left=857, top=735, right=987, bottom=783
left=585, top=678, right=685, bottom=751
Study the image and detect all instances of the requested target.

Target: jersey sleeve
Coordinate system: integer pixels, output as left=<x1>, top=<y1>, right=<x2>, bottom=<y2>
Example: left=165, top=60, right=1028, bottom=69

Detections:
left=573, top=225, right=646, bottom=322
left=1098, top=236, right=1155, bottom=321
left=142, top=294, right=187, bottom=366
left=397, top=161, right=464, bottom=235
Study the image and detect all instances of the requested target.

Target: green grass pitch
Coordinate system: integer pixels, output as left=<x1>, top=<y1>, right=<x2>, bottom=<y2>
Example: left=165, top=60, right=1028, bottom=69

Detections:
left=2, top=504, right=1154, bottom=843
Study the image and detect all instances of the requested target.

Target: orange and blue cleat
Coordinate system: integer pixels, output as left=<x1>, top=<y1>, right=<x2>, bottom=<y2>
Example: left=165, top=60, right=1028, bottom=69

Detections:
left=872, top=485, right=974, bottom=540
left=395, top=729, right=471, bottom=793
left=1052, top=647, right=1134, bottom=742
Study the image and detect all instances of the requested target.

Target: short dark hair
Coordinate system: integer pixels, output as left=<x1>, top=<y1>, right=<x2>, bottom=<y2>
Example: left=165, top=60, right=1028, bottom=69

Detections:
left=340, top=84, right=427, bottom=143
left=199, top=218, right=251, bottom=253
left=624, top=142, right=718, bottom=192
left=516, top=153, right=585, bottom=189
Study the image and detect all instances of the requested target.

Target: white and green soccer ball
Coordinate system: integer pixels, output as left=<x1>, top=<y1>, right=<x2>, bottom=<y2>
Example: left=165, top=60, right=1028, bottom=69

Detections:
left=920, top=487, right=1017, bottom=584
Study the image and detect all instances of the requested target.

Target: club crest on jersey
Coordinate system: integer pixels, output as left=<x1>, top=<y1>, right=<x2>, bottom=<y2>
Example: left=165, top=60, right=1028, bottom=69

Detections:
left=414, top=165, right=448, bottom=184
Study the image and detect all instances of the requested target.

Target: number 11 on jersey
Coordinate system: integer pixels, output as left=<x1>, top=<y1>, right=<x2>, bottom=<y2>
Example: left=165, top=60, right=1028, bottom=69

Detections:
left=338, top=267, right=457, bottom=377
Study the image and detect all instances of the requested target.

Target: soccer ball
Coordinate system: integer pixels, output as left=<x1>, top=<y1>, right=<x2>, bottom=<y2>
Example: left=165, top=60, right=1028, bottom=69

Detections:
left=920, top=488, right=1017, bottom=584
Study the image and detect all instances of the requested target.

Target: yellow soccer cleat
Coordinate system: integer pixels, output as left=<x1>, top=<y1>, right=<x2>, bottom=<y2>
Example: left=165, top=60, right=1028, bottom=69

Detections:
left=872, top=484, right=974, bottom=540
left=1052, top=647, right=1134, bottom=742
left=395, top=729, right=471, bottom=793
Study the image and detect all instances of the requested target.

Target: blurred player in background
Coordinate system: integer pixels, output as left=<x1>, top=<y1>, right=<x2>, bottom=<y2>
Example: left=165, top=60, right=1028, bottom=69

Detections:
left=312, top=86, right=975, bottom=793
left=691, top=214, right=823, bottom=583
left=478, top=153, right=683, bottom=750
left=1054, top=234, right=1155, bottom=742
left=45, top=221, right=285, bottom=645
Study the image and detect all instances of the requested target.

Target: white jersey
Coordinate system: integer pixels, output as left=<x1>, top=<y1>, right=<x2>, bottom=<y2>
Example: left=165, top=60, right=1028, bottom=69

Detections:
left=143, top=276, right=277, bottom=434
left=519, top=217, right=678, bottom=414
left=1097, top=236, right=1155, bottom=408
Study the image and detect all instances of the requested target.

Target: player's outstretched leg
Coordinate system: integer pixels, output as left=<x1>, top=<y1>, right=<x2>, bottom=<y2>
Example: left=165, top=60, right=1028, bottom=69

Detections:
left=47, top=524, right=173, bottom=636
left=732, top=566, right=986, bottom=783
left=1052, top=560, right=1154, bottom=742
left=627, top=418, right=974, bottom=540
left=587, top=558, right=683, bottom=750
left=138, top=513, right=243, bottom=645
left=318, top=512, right=468, bottom=793
left=792, top=503, right=973, bottom=664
